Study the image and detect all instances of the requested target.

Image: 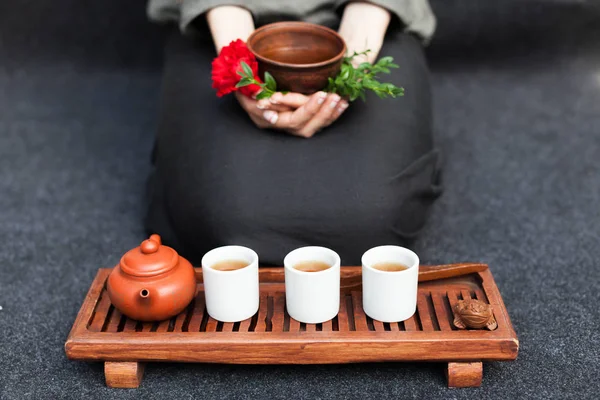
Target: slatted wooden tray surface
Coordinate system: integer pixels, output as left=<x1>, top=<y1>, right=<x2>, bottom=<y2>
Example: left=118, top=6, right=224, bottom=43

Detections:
left=65, top=264, right=518, bottom=388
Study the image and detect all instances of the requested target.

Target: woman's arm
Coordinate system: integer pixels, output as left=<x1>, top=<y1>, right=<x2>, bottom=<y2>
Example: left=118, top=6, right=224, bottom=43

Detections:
left=338, top=2, right=391, bottom=65
left=206, top=5, right=255, bottom=53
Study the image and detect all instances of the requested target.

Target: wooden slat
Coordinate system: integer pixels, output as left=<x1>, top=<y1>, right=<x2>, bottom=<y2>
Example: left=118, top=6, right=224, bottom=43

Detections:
left=389, top=322, right=400, bottom=332
left=289, top=316, right=301, bottom=332
left=271, top=293, right=285, bottom=332
left=461, top=290, right=472, bottom=300
left=351, top=291, right=369, bottom=331
left=238, top=316, right=253, bottom=333
left=156, top=319, right=171, bottom=333
left=417, top=293, right=434, bottom=331
left=474, top=288, right=488, bottom=303
left=372, top=319, right=385, bottom=332
left=104, top=307, right=122, bottom=333
left=204, top=318, right=218, bottom=332
left=404, top=314, right=418, bottom=331
left=431, top=292, right=452, bottom=331
left=222, top=322, right=235, bottom=332
left=305, top=323, right=317, bottom=332
left=447, top=290, right=461, bottom=330
left=173, top=308, right=188, bottom=332
left=89, top=291, right=112, bottom=331
left=141, top=322, right=153, bottom=332
left=187, top=297, right=206, bottom=332
left=447, top=290, right=460, bottom=308
left=337, top=294, right=350, bottom=331
left=254, top=293, right=268, bottom=332
left=122, top=318, right=137, bottom=332
left=474, top=288, right=498, bottom=329
left=322, top=318, right=333, bottom=332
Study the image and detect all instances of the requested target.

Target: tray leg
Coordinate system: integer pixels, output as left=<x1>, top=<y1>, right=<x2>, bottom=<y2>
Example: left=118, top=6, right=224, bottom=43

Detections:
left=104, top=362, right=145, bottom=388
left=446, top=362, right=483, bottom=388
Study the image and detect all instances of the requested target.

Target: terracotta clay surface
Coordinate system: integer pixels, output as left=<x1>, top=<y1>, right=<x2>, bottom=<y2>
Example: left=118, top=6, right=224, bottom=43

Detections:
left=106, top=234, right=196, bottom=321
left=247, top=22, right=346, bottom=94
left=66, top=263, right=518, bottom=388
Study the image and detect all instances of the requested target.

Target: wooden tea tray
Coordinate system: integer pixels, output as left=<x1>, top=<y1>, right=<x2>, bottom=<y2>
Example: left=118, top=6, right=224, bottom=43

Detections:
left=65, top=264, right=518, bottom=388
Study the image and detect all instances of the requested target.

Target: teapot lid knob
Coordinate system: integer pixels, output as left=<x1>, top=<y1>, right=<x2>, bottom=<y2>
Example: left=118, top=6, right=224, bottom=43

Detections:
left=141, top=234, right=162, bottom=254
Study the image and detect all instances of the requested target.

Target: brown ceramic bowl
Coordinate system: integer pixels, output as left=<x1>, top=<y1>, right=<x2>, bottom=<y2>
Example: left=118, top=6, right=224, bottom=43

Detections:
left=247, top=22, right=346, bottom=94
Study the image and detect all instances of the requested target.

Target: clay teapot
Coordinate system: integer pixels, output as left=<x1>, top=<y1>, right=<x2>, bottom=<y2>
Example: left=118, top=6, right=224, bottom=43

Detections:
left=107, top=234, right=197, bottom=321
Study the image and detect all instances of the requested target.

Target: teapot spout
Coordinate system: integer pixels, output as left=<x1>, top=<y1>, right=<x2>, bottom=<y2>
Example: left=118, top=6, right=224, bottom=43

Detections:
left=140, top=288, right=150, bottom=299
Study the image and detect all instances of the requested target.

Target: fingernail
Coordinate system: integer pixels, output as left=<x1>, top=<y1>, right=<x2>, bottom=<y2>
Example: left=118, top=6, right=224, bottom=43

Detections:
left=329, top=94, right=341, bottom=108
left=317, top=92, right=327, bottom=105
left=263, top=110, right=278, bottom=124
left=338, top=101, right=349, bottom=112
left=257, top=103, right=266, bottom=109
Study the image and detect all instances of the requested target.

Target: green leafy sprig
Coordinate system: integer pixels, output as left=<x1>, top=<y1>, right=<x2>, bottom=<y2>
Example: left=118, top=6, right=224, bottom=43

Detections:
left=236, top=62, right=277, bottom=100
left=236, top=50, right=404, bottom=101
left=326, top=50, right=404, bottom=101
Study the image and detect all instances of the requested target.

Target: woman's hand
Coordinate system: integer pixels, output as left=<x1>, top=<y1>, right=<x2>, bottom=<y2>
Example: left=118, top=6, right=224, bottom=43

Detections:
left=236, top=91, right=349, bottom=138
left=338, top=2, right=391, bottom=67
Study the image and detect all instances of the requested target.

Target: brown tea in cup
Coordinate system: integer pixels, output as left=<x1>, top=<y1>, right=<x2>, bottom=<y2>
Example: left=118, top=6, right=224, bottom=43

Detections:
left=371, top=262, right=409, bottom=272
left=293, top=261, right=331, bottom=272
left=211, top=260, right=249, bottom=272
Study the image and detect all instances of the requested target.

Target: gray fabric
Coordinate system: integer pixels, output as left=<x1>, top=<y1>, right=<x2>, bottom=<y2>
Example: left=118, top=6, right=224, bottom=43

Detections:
left=1, top=0, right=600, bottom=399
left=147, top=0, right=436, bottom=40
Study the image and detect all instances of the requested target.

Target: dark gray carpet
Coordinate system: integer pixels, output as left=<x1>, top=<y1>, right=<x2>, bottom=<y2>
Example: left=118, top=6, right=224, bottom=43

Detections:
left=1, top=0, right=599, bottom=399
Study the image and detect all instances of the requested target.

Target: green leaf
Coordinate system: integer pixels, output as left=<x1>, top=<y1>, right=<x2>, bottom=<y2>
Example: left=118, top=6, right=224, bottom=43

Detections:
left=255, top=91, right=272, bottom=100
left=241, top=61, right=254, bottom=78
left=235, top=77, right=253, bottom=87
left=340, top=68, right=350, bottom=80
left=374, top=91, right=387, bottom=99
left=357, top=62, right=371, bottom=71
left=264, top=72, right=277, bottom=92
left=361, top=78, right=377, bottom=90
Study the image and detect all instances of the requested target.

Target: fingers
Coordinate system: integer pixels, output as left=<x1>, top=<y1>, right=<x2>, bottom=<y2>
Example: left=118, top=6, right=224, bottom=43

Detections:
left=297, top=94, right=348, bottom=137
left=276, top=92, right=327, bottom=130
left=261, top=110, right=279, bottom=125
left=256, top=102, right=292, bottom=113
left=236, top=92, right=279, bottom=128
left=237, top=91, right=349, bottom=137
left=255, top=92, right=311, bottom=112
left=269, top=92, right=310, bottom=108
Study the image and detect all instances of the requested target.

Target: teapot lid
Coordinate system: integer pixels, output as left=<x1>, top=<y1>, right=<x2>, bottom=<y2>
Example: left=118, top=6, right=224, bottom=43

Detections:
left=120, top=234, right=178, bottom=277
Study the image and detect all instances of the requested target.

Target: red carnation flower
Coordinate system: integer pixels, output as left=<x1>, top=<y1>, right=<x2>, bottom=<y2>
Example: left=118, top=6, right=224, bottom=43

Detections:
left=211, top=39, right=262, bottom=98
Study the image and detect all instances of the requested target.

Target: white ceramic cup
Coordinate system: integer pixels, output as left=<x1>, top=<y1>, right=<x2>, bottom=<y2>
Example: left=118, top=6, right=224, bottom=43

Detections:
left=201, top=245, right=260, bottom=322
left=361, top=245, right=419, bottom=323
left=284, top=246, right=340, bottom=324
